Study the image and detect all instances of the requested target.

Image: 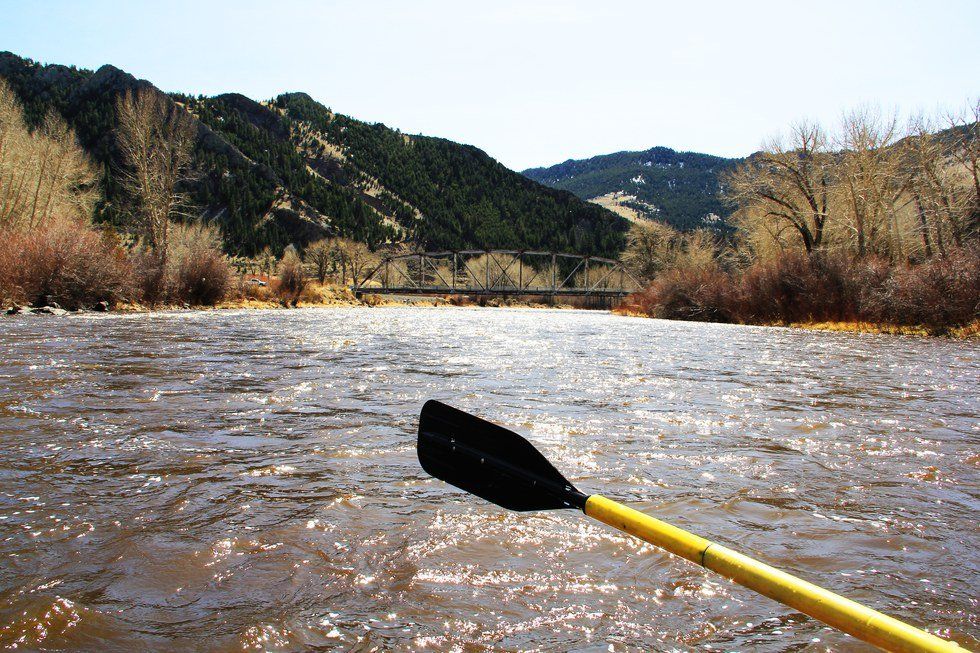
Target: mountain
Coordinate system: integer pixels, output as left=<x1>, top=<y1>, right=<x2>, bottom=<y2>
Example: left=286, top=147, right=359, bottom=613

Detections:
left=0, top=52, right=628, bottom=257
left=523, top=146, right=740, bottom=232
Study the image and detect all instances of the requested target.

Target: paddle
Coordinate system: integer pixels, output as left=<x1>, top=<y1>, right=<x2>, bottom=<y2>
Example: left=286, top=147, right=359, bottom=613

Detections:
left=417, top=400, right=962, bottom=653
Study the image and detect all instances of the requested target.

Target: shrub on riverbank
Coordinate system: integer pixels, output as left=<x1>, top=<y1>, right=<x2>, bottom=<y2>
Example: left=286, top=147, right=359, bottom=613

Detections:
left=167, top=222, right=232, bottom=306
left=0, top=219, right=234, bottom=310
left=275, top=249, right=307, bottom=307
left=871, top=246, right=980, bottom=330
left=131, top=222, right=232, bottom=307
left=627, top=266, right=736, bottom=323
left=735, top=252, right=885, bottom=324
left=0, top=218, right=132, bottom=309
left=621, top=247, right=980, bottom=334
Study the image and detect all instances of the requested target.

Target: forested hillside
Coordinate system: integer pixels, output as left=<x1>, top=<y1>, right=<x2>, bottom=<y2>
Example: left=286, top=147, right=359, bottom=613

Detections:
left=523, top=146, right=739, bottom=231
left=0, top=52, right=627, bottom=257
left=274, top=93, right=626, bottom=254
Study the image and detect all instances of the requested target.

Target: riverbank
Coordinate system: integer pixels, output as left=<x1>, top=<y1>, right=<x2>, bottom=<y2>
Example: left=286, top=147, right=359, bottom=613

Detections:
left=6, top=282, right=577, bottom=316
left=783, top=319, right=980, bottom=338
left=615, top=306, right=980, bottom=339
left=9, top=293, right=977, bottom=338
left=615, top=246, right=980, bottom=340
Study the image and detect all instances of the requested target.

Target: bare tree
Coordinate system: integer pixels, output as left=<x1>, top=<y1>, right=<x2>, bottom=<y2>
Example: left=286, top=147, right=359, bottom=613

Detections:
left=116, top=87, right=197, bottom=255
left=304, top=238, right=333, bottom=283
left=946, top=99, right=980, bottom=239
left=900, top=114, right=969, bottom=258
left=621, top=221, right=681, bottom=282
left=902, top=122, right=938, bottom=257
left=0, top=81, right=33, bottom=227
left=337, top=238, right=376, bottom=285
left=723, top=121, right=832, bottom=253
left=0, top=78, right=96, bottom=230
left=30, top=113, right=98, bottom=228
left=301, top=237, right=378, bottom=285
left=836, top=108, right=904, bottom=258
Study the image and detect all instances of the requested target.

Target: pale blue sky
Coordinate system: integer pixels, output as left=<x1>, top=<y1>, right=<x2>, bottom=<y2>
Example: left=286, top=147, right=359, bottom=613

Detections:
left=1, top=0, right=977, bottom=170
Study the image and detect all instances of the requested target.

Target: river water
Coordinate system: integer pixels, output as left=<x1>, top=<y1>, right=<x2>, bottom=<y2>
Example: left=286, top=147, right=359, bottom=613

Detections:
left=0, top=307, right=976, bottom=652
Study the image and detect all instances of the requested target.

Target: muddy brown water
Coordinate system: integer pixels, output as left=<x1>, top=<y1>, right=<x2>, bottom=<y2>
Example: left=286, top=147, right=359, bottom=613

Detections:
left=0, top=307, right=977, bottom=652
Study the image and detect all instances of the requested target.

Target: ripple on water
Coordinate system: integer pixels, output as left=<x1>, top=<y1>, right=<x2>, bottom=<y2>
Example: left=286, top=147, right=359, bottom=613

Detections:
left=0, top=307, right=977, bottom=651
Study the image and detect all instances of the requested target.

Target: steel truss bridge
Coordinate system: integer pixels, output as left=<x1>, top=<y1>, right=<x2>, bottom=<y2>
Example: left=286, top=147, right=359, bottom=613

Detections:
left=353, top=250, right=640, bottom=301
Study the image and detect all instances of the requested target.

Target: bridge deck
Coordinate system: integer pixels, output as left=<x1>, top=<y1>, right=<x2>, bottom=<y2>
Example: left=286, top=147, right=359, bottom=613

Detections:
left=353, top=250, right=641, bottom=301
left=355, top=286, right=631, bottom=298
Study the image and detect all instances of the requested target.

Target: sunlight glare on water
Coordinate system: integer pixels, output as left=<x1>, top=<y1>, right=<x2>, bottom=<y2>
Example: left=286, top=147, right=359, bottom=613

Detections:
left=0, top=307, right=977, bottom=651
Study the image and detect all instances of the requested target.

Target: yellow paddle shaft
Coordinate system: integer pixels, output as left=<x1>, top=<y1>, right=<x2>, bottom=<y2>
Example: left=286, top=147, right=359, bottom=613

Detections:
left=584, top=494, right=963, bottom=653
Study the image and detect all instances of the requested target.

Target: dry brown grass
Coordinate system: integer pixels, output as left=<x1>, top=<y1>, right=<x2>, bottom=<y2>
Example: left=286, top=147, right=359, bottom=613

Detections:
left=950, top=320, right=980, bottom=339
left=780, top=321, right=935, bottom=337
left=216, top=281, right=366, bottom=310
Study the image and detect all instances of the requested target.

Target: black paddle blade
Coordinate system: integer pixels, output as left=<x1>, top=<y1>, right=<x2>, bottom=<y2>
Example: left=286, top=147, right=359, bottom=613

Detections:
left=417, top=400, right=587, bottom=512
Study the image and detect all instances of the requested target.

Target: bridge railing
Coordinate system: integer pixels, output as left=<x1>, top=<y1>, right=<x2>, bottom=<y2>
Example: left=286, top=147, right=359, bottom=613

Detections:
left=353, top=250, right=641, bottom=297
